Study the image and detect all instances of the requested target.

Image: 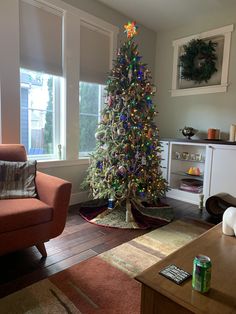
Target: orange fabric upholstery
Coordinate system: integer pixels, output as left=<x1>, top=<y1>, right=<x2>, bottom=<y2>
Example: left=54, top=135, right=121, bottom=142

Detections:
left=0, top=144, right=27, bottom=161
left=0, top=199, right=53, bottom=233
left=0, top=144, right=72, bottom=257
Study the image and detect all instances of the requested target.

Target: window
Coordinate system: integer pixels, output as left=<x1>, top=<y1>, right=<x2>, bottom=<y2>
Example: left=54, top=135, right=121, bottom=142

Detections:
left=79, top=82, right=106, bottom=157
left=20, top=68, right=61, bottom=159
left=19, top=0, right=63, bottom=159
left=15, top=0, right=118, bottom=161
left=78, top=22, right=112, bottom=158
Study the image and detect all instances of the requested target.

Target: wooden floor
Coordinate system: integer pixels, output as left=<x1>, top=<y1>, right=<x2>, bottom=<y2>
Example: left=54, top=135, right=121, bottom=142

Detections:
left=0, top=198, right=219, bottom=298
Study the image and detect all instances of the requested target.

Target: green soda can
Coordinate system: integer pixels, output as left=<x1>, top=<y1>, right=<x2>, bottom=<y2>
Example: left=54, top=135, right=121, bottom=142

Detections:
left=192, top=255, right=211, bottom=293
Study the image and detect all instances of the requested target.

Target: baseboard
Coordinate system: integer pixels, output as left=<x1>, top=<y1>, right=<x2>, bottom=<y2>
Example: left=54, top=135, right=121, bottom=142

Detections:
left=70, top=191, right=90, bottom=205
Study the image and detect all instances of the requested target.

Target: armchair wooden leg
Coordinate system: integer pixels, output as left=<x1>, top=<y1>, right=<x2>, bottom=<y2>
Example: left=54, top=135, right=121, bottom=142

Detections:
left=36, top=242, right=47, bottom=258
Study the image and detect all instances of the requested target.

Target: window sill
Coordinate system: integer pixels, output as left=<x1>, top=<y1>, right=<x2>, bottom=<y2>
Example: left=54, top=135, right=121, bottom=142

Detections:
left=37, top=158, right=90, bottom=169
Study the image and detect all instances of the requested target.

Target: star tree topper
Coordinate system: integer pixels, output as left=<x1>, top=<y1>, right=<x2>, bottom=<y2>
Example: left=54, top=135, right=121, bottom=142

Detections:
left=124, top=21, right=138, bottom=39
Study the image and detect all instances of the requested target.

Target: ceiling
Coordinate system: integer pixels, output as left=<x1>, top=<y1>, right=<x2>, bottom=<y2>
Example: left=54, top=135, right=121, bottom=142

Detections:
left=97, top=0, right=236, bottom=32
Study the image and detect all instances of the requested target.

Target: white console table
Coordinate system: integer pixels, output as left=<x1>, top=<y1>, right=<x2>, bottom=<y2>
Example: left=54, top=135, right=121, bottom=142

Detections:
left=161, top=139, right=236, bottom=205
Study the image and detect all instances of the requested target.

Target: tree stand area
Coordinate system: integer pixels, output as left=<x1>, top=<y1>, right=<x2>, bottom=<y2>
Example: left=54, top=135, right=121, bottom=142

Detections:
left=79, top=198, right=174, bottom=230
left=81, top=22, right=170, bottom=229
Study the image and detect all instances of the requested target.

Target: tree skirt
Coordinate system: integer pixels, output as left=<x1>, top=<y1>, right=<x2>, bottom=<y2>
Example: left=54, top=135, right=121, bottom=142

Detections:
left=79, top=199, right=174, bottom=229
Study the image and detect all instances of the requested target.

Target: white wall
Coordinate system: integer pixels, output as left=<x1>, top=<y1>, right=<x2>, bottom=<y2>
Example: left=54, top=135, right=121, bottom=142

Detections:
left=0, top=0, right=157, bottom=205
left=155, top=5, right=236, bottom=141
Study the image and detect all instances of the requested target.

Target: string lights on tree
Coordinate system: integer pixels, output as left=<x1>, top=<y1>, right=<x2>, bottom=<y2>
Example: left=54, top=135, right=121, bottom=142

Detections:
left=82, top=22, right=168, bottom=222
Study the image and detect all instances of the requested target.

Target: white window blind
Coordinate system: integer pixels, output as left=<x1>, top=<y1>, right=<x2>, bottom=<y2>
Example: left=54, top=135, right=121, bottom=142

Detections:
left=19, top=0, right=63, bottom=76
left=80, top=23, right=110, bottom=84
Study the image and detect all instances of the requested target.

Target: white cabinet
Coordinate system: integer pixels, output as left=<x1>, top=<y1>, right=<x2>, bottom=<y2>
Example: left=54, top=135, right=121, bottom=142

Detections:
left=163, top=140, right=236, bottom=205
left=161, top=140, right=236, bottom=204
left=205, top=144, right=236, bottom=197
left=165, top=141, right=209, bottom=205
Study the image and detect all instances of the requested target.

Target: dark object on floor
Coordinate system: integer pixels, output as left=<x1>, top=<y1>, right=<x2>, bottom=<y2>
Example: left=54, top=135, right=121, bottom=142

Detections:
left=205, top=193, right=236, bottom=218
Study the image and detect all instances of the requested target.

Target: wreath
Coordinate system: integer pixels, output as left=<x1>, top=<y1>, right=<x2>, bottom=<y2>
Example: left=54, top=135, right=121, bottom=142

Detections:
left=179, top=39, right=217, bottom=84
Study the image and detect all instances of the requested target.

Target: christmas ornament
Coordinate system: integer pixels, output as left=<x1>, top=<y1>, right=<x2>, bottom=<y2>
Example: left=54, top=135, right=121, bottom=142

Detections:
left=103, top=114, right=109, bottom=122
left=120, top=114, right=127, bottom=121
left=128, top=68, right=132, bottom=81
left=145, top=84, right=152, bottom=93
left=141, top=156, right=147, bottom=165
left=117, top=127, right=125, bottom=136
left=108, top=95, right=113, bottom=107
left=101, top=144, right=108, bottom=150
left=96, top=161, right=103, bottom=169
left=148, top=128, right=153, bottom=139
left=124, top=21, right=138, bottom=39
left=95, top=131, right=105, bottom=140
left=117, top=166, right=127, bottom=176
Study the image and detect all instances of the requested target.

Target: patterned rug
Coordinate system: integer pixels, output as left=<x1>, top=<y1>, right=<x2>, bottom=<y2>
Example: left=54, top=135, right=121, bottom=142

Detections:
left=79, top=199, right=174, bottom=229
left=0, top=219, right=212, bottom=314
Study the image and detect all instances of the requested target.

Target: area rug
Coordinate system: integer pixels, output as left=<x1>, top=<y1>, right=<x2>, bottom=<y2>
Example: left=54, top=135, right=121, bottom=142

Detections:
left=79, top=199, right=174, bottom=229
left=0, top=219, right=212, bottom=314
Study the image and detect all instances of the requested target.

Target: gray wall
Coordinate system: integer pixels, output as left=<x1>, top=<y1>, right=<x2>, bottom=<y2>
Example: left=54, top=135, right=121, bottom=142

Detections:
left=155, top=6, right=236, bottom=140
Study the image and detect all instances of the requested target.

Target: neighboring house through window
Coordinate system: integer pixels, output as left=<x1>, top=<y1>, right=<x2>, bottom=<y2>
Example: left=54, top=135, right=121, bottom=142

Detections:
left=20, top=69, right=61, bottom=158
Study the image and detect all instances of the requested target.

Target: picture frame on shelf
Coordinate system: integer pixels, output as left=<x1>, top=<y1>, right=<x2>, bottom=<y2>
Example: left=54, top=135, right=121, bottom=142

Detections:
left=171, top=24, right=234, bottom=97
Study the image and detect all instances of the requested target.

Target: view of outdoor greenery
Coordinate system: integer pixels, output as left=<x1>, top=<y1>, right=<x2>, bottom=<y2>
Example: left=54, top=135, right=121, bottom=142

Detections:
left=44, top=77, right=54, bottom=154
left=79, top=82, right=105, bottom=155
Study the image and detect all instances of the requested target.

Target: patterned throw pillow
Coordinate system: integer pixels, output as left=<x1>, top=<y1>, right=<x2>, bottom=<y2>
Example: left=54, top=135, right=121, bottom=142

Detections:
left=0, top=160, right=37, bottom=199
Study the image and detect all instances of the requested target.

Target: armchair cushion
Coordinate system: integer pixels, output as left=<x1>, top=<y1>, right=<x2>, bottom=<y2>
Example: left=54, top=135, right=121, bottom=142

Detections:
left=0, top=198, right=53, bottom=233
left=0, top=160, right=37, bottom=199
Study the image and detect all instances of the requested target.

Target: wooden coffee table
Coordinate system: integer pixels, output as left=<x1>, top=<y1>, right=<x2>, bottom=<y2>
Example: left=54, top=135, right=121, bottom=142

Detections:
left=136, top=223, right=236, bottom=314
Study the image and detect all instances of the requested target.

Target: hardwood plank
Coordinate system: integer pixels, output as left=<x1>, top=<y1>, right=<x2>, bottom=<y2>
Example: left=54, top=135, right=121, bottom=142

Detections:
left=0, top=198, right=218, bottom=299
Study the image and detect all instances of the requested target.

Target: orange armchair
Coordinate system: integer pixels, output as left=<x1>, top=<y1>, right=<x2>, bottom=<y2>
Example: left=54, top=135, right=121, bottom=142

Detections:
left=0, top=144, right=72, bottom=257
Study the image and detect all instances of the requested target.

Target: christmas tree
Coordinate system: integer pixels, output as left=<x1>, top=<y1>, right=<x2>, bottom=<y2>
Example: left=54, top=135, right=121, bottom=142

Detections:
left=82, top=22, right=168, bottom=222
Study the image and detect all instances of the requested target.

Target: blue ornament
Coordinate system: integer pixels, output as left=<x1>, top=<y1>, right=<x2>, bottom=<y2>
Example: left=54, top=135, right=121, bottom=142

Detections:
left=123, top=122, right=128, bottom=129
left=146, top=98, right=152, bottom=105
left=139, top=192, right=145, bottom=198
left=120, top=57, right=126, bottom=64
left=97, top=161, right=103, bottom=170
left=120, top=114, right=127, bottom=121
left=137, top=70, right=143, bottom=80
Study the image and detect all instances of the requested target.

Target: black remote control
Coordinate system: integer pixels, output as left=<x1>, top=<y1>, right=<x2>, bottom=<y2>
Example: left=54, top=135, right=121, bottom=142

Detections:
left=159, top=264, right=192, bottom=285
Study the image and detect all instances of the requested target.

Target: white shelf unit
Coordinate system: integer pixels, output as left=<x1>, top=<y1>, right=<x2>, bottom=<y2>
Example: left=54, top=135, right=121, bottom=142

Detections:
left=167, top=142, right=208, bottom=205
